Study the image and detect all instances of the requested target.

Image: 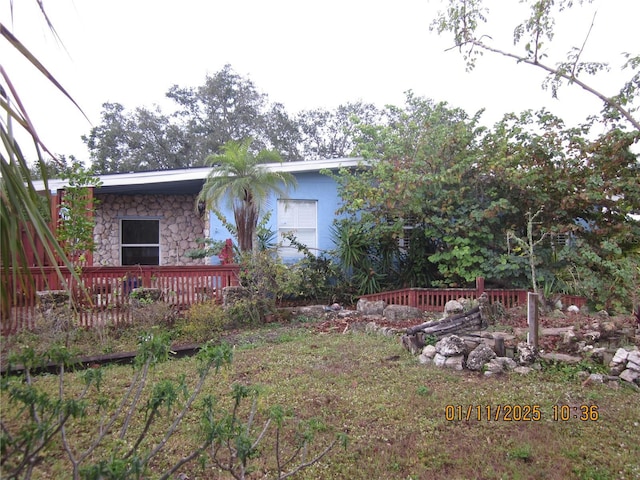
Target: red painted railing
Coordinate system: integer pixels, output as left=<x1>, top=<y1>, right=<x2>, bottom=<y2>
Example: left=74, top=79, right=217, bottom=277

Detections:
left=1, top=265, right=240, bottom=334
left=359, top=278, right=587, bottom=313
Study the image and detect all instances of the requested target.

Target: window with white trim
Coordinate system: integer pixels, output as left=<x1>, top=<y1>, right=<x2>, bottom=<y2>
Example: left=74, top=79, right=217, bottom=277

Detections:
left=277, top=199, right=317, bottom=259
left=121, top=219, right=160, bottom=265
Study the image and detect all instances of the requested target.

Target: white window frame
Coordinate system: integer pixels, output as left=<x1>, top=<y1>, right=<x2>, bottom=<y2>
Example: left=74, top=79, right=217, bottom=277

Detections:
left=277, top=199, right=318, bottom=259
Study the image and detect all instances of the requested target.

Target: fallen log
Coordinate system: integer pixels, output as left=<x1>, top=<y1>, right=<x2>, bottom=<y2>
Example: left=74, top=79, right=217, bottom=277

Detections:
left=402, top=293, right=492, bottom=354
left=405, top=306, right=482, bottom=336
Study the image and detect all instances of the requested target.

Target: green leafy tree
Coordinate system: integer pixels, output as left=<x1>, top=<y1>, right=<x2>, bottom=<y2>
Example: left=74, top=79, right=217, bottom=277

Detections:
left=83, top=102, right=193, bottom=173
left=432, top=0, right=640, bottom=131
left=476, top=109, right=640, bottom=309
left=335, top=92, right=494, bottom=288
left=56, top=161, right=102, bottom=267
left=168, top=64, right=272, bottom=162
left=296, top=101, right=381, bottom=160
left=198, top=138, right=297, bottom=253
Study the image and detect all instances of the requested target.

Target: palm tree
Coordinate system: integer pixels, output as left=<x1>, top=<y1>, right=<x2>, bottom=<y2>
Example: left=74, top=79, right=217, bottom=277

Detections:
left=1, top=13, right=84, bottom=323
left=198, top=138, right=297, bottom=253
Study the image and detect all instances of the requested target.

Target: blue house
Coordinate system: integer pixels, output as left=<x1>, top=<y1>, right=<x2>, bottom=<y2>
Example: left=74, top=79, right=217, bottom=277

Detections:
left=32, top=158, right=362, bottom=266
left=207, top=158, right=361, bottom=263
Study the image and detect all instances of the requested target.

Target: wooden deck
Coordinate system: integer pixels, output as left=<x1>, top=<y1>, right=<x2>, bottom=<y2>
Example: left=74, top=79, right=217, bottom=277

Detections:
left=1, top=265, right=240, bottom=334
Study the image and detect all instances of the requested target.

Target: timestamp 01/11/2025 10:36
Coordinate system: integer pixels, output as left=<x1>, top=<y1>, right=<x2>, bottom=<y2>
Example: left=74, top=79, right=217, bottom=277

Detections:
left=444, top=404, right=599, bottom=422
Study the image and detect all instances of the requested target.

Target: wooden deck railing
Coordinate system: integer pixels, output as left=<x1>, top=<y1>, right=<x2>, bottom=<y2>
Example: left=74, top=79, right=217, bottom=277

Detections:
left=1, top=265, right=240, bottom=334
left=359, top=278, right=587, bottom=313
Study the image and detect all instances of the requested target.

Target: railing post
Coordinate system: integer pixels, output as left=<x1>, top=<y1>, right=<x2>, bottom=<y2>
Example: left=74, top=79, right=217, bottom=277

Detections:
left=527, top=292, right=539, bottom=348
left=476, top=277, right=485, bottom=297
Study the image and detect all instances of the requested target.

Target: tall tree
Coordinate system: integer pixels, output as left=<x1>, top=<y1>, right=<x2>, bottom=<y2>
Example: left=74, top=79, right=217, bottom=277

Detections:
left=167, top=64, right=270, bottom=162
left=297, top=102, right=381, bottom=160
left=84, top=102, right=192, bottom=173
left=432, top=0, right=640, bottom=131
left=335, top=93, right=491, bottom=288
left=198, top=139, right=297, bottom=253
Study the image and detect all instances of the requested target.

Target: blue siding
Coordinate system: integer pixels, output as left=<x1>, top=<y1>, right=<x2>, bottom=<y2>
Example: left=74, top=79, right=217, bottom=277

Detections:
left=208, top=170, right=342, bottom=263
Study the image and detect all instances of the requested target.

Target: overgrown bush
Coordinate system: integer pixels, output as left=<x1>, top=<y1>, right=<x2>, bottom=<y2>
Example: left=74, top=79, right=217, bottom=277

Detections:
left=177, top=301, right=228, bottom=343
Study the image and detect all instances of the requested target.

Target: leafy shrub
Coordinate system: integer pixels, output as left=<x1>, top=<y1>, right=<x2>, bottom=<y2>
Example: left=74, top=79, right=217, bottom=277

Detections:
left=177, top=301, right=228, bottom=343
left=225, top=297, right=272, bottom=327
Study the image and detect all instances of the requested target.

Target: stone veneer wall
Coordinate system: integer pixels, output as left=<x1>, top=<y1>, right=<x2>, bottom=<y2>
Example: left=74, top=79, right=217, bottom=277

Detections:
left=93, top=194, right=208, bottom=266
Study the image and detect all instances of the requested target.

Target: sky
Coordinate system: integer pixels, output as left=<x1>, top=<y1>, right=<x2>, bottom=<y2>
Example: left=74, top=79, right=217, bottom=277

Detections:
left=2, top=0, right=638, bottom=163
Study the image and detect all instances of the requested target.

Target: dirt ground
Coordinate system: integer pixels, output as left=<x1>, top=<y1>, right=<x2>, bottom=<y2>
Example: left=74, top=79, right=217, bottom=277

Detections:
left=311, top=304, right=640, bottom=354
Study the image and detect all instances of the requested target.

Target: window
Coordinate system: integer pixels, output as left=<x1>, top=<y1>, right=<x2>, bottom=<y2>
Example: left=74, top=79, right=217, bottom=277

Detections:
left=387, top=214, right=418, bottom=252
left=121, top=219, right=160, bottom=265
left=277, top=199, right=317, bottom=259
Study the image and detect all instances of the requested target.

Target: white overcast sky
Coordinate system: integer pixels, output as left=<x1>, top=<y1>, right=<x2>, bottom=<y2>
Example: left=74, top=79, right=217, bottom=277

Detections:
left=2, top=0, right=638, bottom=162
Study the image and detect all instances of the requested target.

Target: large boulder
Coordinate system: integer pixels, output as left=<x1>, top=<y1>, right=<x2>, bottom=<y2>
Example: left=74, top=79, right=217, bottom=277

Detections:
left=466, top=345, right=497, bottom=371
left=435, top=335, right=467, bottom=357
left=357, top=299, right=386, bottom=316
left=516, top=342, right=538, bottom=365
left=444, top=300, right=464, bottom=316
left=383, top=304, right=422, bottom=322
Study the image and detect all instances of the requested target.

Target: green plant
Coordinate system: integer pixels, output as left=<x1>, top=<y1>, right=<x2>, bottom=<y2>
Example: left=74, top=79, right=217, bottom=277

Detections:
left=507, top=443, right=533, bottom=462
left=185, top=237, right=227, bottom=260
left=177, top=301, right=228, bottom=343
left=416, top=385, right=430, bottom=396
left=200, top=384, right=346, bottom=480
left=197, top=138, right=297, bottom=253
left=280, top=232, right=342, bottom=303
left=1, top=335, right=234, bottom=480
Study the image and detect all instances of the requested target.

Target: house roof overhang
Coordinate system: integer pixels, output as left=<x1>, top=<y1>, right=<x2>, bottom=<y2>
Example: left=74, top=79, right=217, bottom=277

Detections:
left=31, top=157, right=366, bottom=196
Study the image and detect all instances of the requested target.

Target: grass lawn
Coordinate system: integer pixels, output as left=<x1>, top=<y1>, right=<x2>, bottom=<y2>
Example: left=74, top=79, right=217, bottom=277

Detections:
left=2, top=322, right=639, bottom=479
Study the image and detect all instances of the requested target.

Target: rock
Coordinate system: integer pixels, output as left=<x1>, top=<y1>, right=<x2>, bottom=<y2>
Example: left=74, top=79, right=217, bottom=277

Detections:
left=466, top=345, right=497, bottom=371
left=587, top=373, right=605, bottom=384
left=567, top=305, right=580, bottom=314
left=289, top=305, right=327, bottom=319
left=444, top=300, right=464, bottom=316
left=433, top=353, right=447, bottom=367
left=626, top=360, right=640, bottom=373
left=609, top=364, right=626, bottom=376
left=540, top=352, right=582, bottom=364
left=435, top=335, right=467, bottom=357
left=513, top=366, right=532, bottom=375
left=421, top=345, right=437, bottom=359
left=627, top=350, right=640, bottom=366
left=462, top=337, right=481, bottom=351
left=494, top=357, right=518, bottom=370
left=563, top=329, right=577, bottom=344
left=597, top=310, right=609, bottom=318
left=418, top=354, right=432, bottom=365
left=600, top=322, right=617, bottom=335
left=383, top=304, right=423, bottom=322
left=583, top=330, right=601, bottom=342
left=589, top=347, right=607, bottom=364
left=619, top=369, right=640, bottom=383
left=365, top=322, right=379, bottom=334
left=485, top=359, right=506, bottom=374
left=444, top=355, right=465, bottom=370
left=611, top=348, right=629, bottom=365
left=357, top=299, right=386, bottom=316
left=516, top=342, right=538, bottom=365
